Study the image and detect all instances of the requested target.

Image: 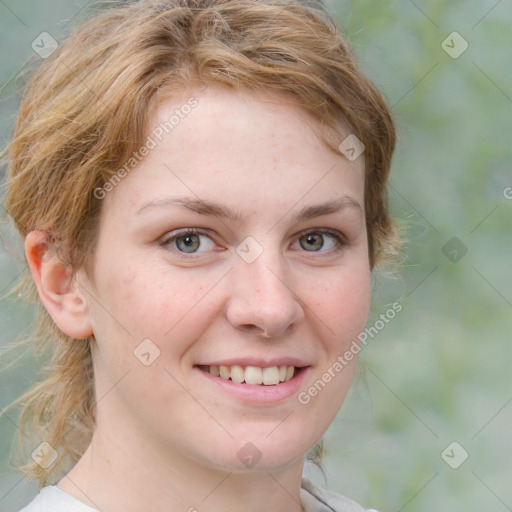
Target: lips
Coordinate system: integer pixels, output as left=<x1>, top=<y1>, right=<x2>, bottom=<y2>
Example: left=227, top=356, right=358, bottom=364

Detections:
left=194, top=360, right=311, bottom=403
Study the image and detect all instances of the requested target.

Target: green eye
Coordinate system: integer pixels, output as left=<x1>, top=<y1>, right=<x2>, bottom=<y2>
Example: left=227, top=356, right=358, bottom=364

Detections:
left=294, top=230, right=345, bottom=253
left=176, top=233, right=201, bottom=253
left=162, top=229, right=216, bottom=254
left=299, top=233, right=325, bottom=251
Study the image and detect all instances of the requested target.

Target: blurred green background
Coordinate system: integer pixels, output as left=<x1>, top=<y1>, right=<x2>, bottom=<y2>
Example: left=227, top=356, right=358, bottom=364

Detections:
left=1, top=0, right=511, bottom=511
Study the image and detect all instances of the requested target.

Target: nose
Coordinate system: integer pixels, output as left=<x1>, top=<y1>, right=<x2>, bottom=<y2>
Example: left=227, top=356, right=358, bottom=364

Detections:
left=225, top=251, right=305, bottom=338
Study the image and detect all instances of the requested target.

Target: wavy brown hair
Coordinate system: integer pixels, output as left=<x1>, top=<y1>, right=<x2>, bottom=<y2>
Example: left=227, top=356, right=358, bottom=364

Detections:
left=3, top=0, right=397, bottom=485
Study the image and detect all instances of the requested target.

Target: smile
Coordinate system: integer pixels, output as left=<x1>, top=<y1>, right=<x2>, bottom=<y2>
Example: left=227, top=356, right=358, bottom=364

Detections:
left=198, top=364, right=296, bottom=386
left=194, top=359, right=310, bottom=403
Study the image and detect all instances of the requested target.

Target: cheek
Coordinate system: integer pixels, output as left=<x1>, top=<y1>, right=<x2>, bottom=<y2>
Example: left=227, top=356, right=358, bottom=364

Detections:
left=292, top=267, right=370, bottom=443
left=89, top=261, right=222, bottom=357
left=310, top=266, right=371, bottom=344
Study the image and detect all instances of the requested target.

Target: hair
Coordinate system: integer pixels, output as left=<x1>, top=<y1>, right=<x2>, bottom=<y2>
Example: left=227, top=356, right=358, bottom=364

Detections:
left=2, top=0, right=398, bottom=485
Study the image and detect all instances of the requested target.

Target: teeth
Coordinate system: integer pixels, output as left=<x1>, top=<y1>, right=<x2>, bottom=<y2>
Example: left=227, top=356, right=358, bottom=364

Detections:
left=245, top=366, right=263, bottom=385
left=230, top=365, right=245, bottom=383
left=262, top=366, right=280, bottom=385
left=219, top=365, right=230, bottom=379
left=205, top=365, right=297, bottom=385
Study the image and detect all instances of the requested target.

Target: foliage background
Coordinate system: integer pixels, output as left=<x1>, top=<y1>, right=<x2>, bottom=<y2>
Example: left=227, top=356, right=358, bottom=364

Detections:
left=1, top=0, right=511, bottom=510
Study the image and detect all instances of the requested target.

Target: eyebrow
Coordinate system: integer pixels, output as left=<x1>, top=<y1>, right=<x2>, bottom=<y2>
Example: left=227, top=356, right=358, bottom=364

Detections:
left=294, top=196, right=363, bottom=222
left=136, top=196, right=363, bottom=223
left=136, top=197, right=242, bottom=222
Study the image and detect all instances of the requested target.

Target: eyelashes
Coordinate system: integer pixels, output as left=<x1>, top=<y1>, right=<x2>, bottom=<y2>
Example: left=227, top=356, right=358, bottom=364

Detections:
left=292, top=228, right=347, bottom=253
left=160, top=229, right=215, bottom=254
left=159, top=228, right=348, bottom=259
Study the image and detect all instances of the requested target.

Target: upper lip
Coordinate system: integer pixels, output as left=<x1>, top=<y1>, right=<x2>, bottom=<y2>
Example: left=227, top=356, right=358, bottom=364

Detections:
left=195, top=357, right=310, bottom=368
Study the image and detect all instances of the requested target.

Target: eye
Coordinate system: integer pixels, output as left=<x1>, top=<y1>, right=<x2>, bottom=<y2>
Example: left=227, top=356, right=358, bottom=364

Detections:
left=293, top=229, right=345, bottom=253
left=161, top=229, right=216, bottom=254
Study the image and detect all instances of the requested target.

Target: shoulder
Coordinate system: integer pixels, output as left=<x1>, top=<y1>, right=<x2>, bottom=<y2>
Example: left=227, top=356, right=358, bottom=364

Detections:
left=19, top=485, right=98, bottom=512
left=300, top=477, right=379, bottom=512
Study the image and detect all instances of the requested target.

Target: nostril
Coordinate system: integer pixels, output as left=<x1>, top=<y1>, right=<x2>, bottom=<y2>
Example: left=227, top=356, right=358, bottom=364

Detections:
left=239, top=324, right=264, bottom=335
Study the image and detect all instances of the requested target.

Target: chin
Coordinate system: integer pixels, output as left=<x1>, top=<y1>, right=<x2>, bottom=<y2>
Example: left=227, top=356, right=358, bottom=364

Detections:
left=198, top=428, right=318, bottom=473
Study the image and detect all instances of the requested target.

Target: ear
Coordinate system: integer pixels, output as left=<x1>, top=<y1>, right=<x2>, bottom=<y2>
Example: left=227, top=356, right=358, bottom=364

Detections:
left=25, top=230, right=94, bottom=340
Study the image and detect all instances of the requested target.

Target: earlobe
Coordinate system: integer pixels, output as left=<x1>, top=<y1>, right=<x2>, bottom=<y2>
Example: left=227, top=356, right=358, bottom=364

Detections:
left=25, top=231, right=94, bottom=340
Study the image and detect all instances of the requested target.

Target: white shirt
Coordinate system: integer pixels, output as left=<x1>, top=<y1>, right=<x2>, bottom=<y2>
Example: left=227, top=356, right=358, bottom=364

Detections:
left=19, top=477, right=378, bottom=512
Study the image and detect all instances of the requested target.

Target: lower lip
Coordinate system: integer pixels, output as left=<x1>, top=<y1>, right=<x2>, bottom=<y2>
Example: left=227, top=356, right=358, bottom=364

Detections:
left=194, top=366, right=310, bottom=404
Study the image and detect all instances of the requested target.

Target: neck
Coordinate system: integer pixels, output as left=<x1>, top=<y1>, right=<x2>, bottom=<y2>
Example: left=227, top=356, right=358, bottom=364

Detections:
left=59, top=427, right=305, bottom=512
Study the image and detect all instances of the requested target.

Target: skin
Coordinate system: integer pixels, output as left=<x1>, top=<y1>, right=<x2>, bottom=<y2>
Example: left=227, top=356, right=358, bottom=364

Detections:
left=26, top=85, right=371, bottom=512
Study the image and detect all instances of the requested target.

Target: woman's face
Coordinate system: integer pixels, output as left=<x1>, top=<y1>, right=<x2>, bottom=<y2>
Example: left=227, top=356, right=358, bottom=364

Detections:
left=82, top=86, right=371, bottom=472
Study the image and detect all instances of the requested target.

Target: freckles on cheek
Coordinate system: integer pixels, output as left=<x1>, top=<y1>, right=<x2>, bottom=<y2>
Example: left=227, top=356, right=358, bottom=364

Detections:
left=110, top=270, right=215, bottom=342
left=120, top=273, right=137, bottom=303
left=316, top=275, right=371, bottom=341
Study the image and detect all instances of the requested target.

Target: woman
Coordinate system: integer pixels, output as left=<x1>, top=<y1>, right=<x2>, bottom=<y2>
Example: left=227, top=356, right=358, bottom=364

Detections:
left=4, top=0, right=398, bottom=510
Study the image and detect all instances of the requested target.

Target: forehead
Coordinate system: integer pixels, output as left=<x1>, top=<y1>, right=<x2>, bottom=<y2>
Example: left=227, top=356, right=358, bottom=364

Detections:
left=104, top=86, right=365, bottom=218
